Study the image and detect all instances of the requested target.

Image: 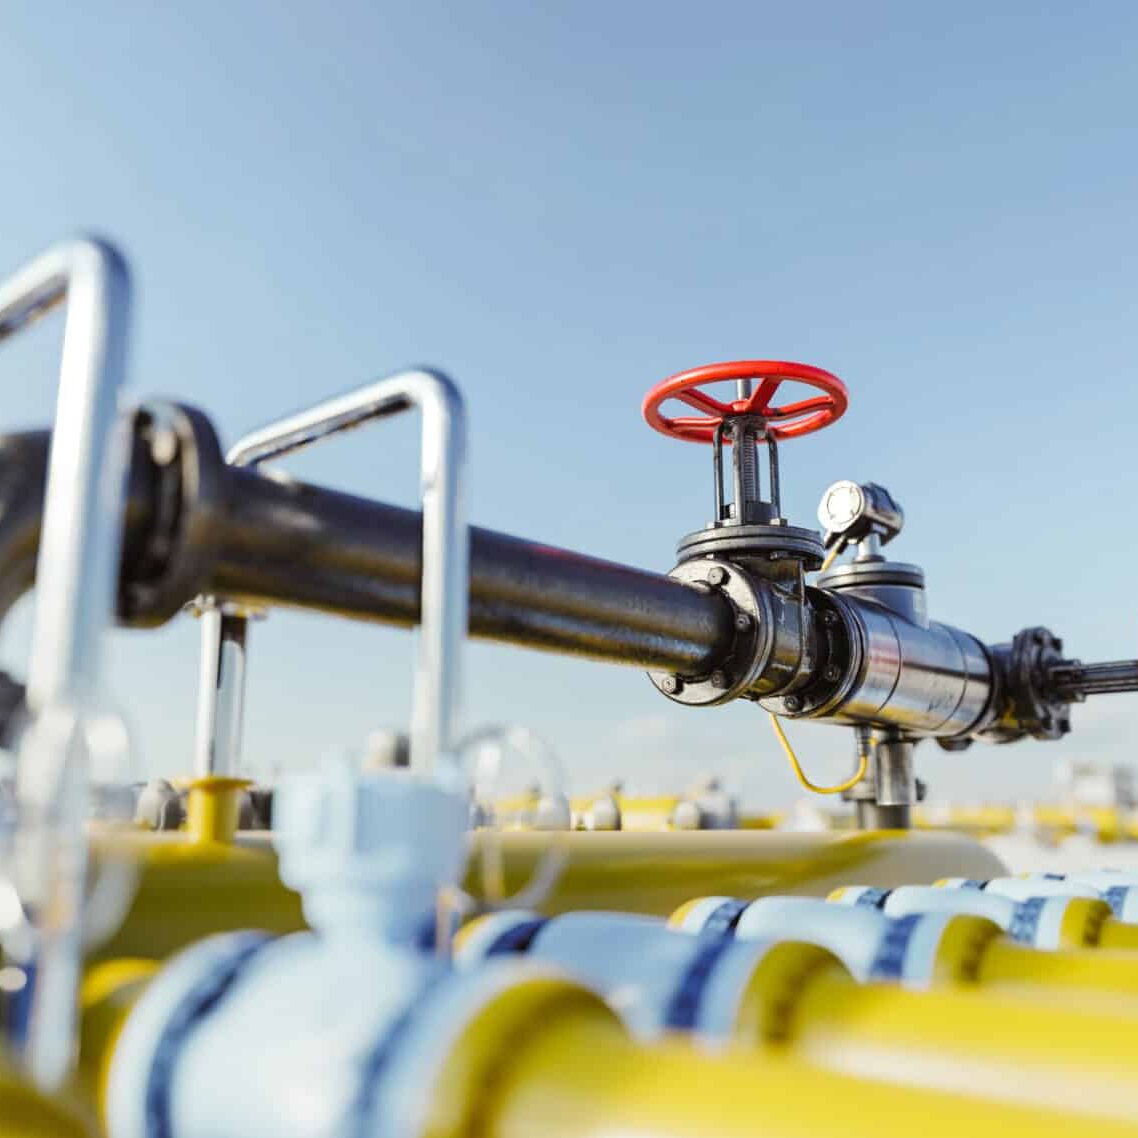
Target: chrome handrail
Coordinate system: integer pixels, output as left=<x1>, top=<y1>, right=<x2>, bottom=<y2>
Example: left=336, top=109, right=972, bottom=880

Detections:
left=193, top=368, right=468, bottom=776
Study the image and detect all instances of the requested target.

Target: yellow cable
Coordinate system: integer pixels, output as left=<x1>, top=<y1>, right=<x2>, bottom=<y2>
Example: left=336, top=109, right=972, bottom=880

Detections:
left=768, top=712, right=868, bottom=795
left=818, top=544, right=841, bottom=573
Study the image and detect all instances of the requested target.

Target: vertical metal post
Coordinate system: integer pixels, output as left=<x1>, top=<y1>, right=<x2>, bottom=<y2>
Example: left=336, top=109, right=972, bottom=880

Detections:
left=712, top=422, right=727, bottom=522
left=765, top=432, right=781, bottom=519
left=874, top=729, right=915, bottom=808
left=192, top=368, right=468, bottom=776
left=192, top=605, right=250, bottom=778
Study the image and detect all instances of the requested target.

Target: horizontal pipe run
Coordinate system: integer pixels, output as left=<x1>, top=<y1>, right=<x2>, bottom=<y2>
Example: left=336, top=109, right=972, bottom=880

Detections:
left=197, top=463, right=737, bottom=675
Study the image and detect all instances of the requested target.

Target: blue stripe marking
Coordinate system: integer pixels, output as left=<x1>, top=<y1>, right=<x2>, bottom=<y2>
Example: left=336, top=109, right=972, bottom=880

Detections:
left=348, top=959, right=448, bottom=1138
left=853, top=888, right=890, bottom=909
left=1008, top=897, right=1047, bottom=944
left=699, top=899, right=748, bottom=940
left=1103, top=886, right=1129, bottom=917
left=145, top=935, right=270, bottom=1138
left=664, top=937, right=736, bottom=1030
left=3, top=961, right=34, bottom=1049
left=484, top=917, right=548, bottom=956
left=958, top=879, right=987, bottom=891
left=868, top=914, right=922, bottom=980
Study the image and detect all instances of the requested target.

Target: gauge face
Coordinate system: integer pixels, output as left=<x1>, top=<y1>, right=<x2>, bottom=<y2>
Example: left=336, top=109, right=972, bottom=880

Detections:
left=818, top=480, right=865, bottom=533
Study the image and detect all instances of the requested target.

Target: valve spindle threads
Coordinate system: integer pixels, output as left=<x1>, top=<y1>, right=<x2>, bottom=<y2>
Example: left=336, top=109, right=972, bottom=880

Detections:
left=731, top=421, right=762, bottom=523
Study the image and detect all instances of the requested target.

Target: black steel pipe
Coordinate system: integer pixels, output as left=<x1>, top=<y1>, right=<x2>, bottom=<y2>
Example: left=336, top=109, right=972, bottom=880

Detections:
left=0, top=429, right=160, bottom=628
left=203, top=464, right=734, bottom=673
left=0, top=409, right=1125, bottom=740
left=0, top=418, right=735, bottom=677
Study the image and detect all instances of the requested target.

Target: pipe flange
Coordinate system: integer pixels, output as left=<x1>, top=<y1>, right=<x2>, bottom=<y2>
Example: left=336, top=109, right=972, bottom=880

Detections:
left=676, top=522, right=824, bottom=569
left=760, top=587, right=859, bottom=718
left=647, top=559, right=771, bottom=706
left=119, top=401, right=226, bottom=627
left=816, top=560, right=925, bottom=591
left=1006, top=626, right=1071, bottom=741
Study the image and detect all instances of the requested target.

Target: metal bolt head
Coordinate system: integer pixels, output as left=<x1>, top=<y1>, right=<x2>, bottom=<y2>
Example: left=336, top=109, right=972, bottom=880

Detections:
left=821, top=611, right=839, bottom=626
left=149, top=425, right=179, bottom=466
left=783, top=695, right=803, bottom=712
left=710, top=669, right=731, bottom=690
left=706, top=565, right=729, bottom=587
left=734, top=612, right=752, bottom=631
left=660, top=675, right=684, bottom=695
left=823, top=665, right=841, bottom=682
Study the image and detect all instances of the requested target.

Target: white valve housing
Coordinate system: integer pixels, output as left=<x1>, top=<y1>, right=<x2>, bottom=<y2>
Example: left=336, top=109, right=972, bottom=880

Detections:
left=274, top=754, right=469, bottom=942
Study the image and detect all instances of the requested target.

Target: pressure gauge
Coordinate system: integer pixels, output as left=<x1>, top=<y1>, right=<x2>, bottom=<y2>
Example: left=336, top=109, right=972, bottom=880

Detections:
left=817, top=480, right=904, bottom=550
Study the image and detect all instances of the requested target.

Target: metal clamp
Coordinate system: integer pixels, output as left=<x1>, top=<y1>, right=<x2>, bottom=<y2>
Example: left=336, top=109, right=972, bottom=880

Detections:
left=192, top=368, right=468, bottom=776
left=0, top=237, right=134, bottom=1091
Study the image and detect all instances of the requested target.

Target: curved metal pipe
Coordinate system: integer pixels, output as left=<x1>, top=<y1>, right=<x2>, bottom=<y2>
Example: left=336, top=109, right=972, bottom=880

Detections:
left=193, top=368, right=468, bottom=776
left=0, top=236, right=134, bottom=1094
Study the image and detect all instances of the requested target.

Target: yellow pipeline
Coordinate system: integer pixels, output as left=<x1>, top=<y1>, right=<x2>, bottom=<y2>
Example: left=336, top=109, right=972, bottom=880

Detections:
left=464, top=830, right=1005, bottom=915
left=0, top=1060, right=96, bottom=1138
left=985, top=896, right=1138, bottom=953
left=88, top=830, right=304, bottom=962
left=85, top=828, right=1001, bottom=962
left=71, top=943, right=1131, bottom=1138
left=473, top=911, right=1138, bottom=1119
left=917, top=894, right=1138, bottom=993
left=417, top=968, right=1133, bottom=1138
left=840, top=890, right=1138, bottom=953
left=683, top=893, right=1138, bottom=1002
left=78, top=959, right=158, bottom=1117
left=976, top=937, right=1138, bottom=996
left=789, top=959, right=1138, bottom=1120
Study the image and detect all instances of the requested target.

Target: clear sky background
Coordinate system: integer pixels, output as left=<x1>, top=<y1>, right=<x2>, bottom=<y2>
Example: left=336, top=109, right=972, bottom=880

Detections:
left=0, top=2, right=1135, bottom=808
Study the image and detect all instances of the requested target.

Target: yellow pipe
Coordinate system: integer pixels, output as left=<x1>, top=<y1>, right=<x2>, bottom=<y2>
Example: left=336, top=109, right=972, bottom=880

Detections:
left=77, top=958, right=158, bottom=1118
left=1097, top=918, right=1138, bottom=950
left=791, top=962, right=1138, bottom=1120
left=84, top=828, right=1002, bottom=963
left=74, top=922, right=1138, bottom=1134
left=1016, top=896, right=1138, bottom=952
left=679, top=891, right=1138, bottom=1002
left=464, top=830, right=1006, bottom=915
left=977, top=938, right=1138, bottom=996
left=482, top=911, right=1138, bottom=1118
left=88, top=831, right=304, bottom=962
left=185, top=777, right=251, bottom=844
left=0, top=1060, right=95, bottom=1138
left=425, top=968, right=1138, bottom=1138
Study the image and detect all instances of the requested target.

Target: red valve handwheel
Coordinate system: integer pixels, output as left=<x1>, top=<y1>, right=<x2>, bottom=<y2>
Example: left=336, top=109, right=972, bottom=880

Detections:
left=642, top=360, right=848, bottom=444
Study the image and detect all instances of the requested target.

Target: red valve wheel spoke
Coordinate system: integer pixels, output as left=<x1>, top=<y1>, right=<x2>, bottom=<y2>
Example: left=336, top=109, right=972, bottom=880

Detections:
left=764, top=394, right=835, bottom=420
left=642, top=360, right=847, bottom=444
left=744, top=376, right=783, bottom=415
left=674, top=388, right=732, bottom=417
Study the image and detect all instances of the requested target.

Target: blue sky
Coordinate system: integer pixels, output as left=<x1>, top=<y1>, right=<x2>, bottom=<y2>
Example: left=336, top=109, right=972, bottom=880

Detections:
left=0, top=3, right=1135, bottom=806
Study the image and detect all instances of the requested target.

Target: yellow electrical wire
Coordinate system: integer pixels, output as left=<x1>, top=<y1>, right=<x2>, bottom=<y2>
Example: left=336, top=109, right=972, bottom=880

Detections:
left=818, top=544, right=841, bottom=573
left=768, top=712, right=868, bottom=795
